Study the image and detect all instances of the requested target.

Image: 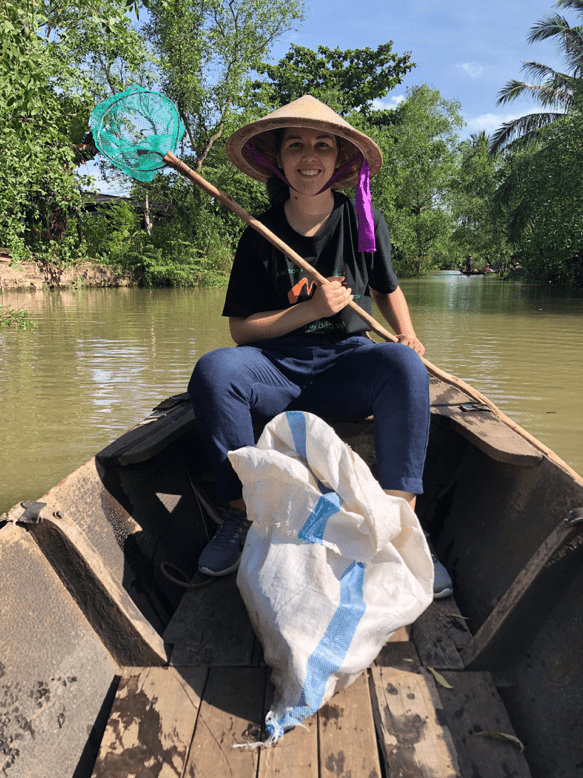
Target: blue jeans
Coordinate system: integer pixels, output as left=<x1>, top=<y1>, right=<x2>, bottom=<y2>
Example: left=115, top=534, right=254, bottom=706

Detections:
left=189, top=335, right=430, bottom=503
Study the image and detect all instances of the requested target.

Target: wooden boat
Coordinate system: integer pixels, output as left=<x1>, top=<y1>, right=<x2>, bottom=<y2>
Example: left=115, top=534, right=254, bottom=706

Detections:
left=2, top=370, right=583, bottom=778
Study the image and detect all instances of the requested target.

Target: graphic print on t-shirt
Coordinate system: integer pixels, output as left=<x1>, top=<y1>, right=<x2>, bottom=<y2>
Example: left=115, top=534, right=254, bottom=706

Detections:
left=288, top=276, right=316, bottom=305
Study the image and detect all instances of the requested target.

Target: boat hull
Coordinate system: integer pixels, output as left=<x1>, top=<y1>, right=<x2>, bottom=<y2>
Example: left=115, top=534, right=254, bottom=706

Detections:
left=2, top=381, right=582, bottom=777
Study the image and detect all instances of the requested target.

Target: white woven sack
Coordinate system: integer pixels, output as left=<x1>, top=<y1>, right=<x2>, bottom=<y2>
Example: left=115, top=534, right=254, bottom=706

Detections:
left=228, top=410, right=433, bottom=744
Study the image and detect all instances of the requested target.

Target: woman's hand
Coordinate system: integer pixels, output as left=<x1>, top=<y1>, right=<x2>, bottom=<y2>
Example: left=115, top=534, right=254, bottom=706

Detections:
left=395, top=333, right=425, bottom=356
left=308, top=276, right=353, bottom=318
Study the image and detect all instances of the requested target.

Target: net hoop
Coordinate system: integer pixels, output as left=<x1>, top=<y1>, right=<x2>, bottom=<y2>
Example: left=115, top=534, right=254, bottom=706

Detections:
left=89, top=85, right=186, bottom=182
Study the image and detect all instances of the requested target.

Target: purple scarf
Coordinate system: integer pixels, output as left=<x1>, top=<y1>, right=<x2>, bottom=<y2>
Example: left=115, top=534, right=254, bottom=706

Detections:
left=244, top=141, right=376, bottom=252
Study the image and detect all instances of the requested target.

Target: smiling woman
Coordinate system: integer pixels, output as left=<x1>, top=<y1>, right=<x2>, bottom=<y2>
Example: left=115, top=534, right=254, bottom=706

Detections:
left=188, top=93, right=436, bottom=584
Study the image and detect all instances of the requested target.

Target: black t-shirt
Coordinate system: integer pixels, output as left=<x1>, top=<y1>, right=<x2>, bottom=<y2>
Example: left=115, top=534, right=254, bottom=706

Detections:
left=222, top=192, right=399, bottom=337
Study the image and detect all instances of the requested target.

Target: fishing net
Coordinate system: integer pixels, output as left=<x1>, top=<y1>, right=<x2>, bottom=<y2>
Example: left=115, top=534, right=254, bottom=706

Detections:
left=89, top=85, right=185, bottom=182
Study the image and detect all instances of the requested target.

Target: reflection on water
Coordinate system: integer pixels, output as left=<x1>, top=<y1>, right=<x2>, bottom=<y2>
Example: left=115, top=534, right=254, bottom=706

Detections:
left=1, top=275, right=582, bottom=514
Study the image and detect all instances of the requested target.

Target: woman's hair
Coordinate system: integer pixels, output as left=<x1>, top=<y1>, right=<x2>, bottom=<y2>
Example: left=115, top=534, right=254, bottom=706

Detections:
left=266, top=175, right=291, bottom=207
left=265, top=128, right=357, bottom=207
left=266, top=128, right=290, bottom=207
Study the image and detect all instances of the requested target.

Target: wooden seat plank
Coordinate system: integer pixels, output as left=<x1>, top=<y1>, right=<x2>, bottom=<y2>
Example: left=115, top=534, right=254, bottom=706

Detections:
left=92, top=665, right=207, bottom=778
left=370, top=642, right=461, bottom=778
left=97, top=394, right=196, bottom=466
left=318, top=671, right=383, bottom=778
left=257, top=680, right=319, bottom=778
left=428, top=379, right=542, bottom=466
left=436, top=670, right=533, bottom=778
left=184, top=666, right=267, bottom=778
left=164, top=573, right=255, bottom=666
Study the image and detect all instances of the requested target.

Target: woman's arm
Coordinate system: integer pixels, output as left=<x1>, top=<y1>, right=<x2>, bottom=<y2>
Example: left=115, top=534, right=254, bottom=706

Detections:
left=230, top=277, right=352, bottom=345
left=370, top=286, right=425, bottom=356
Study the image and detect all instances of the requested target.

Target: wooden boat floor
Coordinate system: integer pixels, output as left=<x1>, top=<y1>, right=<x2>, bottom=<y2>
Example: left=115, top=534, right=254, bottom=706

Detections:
left=92, top=574, right=533, bottom=778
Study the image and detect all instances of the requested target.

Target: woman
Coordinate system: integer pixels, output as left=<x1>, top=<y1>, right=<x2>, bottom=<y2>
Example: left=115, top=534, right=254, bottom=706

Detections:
left=189, top=95, right=452, bottom=597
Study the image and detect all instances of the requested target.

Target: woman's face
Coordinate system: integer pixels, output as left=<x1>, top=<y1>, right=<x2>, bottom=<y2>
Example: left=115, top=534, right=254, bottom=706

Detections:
left=277, top=127, right=339, bottom=195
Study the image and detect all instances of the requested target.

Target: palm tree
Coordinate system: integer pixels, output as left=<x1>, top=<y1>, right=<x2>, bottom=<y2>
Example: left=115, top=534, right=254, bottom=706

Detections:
left=490, top=0, right=583, bottom=153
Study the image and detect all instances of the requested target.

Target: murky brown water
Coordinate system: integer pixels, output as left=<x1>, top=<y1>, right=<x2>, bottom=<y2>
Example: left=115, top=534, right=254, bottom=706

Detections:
left=1, top=273, right=582, bottom=514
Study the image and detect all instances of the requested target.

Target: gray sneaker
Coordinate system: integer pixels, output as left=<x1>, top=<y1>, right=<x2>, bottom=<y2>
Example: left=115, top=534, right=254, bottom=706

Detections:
left=424, top=531, right=453, bottom=598
left=432, top=555, right=453, bottom=598
left=198, top=507, right=251, bottom=577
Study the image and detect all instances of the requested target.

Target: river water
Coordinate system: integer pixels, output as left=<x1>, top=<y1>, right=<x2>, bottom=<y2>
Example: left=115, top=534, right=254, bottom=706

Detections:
left=1, top=272, right=582, bottom=515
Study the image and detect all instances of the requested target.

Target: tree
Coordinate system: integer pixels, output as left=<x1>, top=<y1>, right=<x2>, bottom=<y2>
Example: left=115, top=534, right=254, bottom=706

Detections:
left=0, top=0, right=153, bottom=260
left=373, top=85, right=464, bottom=275
left=132, top=0, right=306, bottom=267
left=490, top=0, right=583, bottom=152
left=493, top=111, right=583, bottom=286
left=252, top=43, right=415, bottom=116
left=145, top=0, right=305, bottom=171
left=448, top=132, right=511, bottom=272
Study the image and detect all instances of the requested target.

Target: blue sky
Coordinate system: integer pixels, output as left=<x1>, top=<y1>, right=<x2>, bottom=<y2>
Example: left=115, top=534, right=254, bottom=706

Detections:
left=281, top=0, right=568, bottom=135
left=87, top=0, right=571, bottom=194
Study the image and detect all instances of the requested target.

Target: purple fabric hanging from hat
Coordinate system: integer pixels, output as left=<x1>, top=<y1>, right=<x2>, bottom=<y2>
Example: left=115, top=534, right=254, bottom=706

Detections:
left=244, top=141, right=376, bottom=253
left=355, top=160, right=376, bottom=253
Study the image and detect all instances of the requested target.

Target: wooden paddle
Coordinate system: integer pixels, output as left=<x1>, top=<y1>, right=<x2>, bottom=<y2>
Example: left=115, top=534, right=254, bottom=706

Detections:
left=164, top=152, right=581, bottom=483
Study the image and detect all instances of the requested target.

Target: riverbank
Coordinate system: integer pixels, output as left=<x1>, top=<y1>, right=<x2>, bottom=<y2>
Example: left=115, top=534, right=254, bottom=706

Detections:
left=0, top=252, right=134, bottom=290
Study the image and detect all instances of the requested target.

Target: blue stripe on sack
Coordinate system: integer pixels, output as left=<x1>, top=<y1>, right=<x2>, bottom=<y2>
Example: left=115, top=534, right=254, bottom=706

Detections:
left=287, top=411, right=342, bottom=544
left=286, top=410, right=307, bottom=459
left=266, top=561, right=367, bottom=737
left=298, top=491, right=342, bottom=545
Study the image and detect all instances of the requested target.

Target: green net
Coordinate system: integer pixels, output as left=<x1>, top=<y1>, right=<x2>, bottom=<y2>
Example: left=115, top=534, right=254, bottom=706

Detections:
left=89, top=85, right=186, bottom=182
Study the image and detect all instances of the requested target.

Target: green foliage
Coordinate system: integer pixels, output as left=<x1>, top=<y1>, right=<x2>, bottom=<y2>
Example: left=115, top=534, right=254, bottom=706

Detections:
left=145, top=0, right=305, bottom=170
left=17, top=0, right=583, bottom=290
left=82, top=197, right=232, bottom=287
left=495, top=112, right=583, bottom=285
left=370, top=85, right=464, bottom=275
left=82, top=202, right=141, bottom=263
left=0, top=305, right=37, bottom=329
left=0, top=0, right=154, bottom=264
left=491, top=0, right=583, bottom=152
left=448, top=132, right=512, bottom=272
left=252, top=43, right=415, bottom=116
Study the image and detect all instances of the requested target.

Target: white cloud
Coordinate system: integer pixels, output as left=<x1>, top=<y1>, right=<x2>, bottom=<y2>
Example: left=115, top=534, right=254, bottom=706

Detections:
left=372, top=95, right=405, bottom=111
left=465, top=112, right=522, bottom=131
left=456, top=62, right=483, bottom=79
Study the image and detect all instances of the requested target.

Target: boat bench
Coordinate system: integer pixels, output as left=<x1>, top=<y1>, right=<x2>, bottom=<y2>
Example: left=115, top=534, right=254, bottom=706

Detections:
left=91, top=573, right=533, bottom=778
left=97, top=380, right=543, bottom=470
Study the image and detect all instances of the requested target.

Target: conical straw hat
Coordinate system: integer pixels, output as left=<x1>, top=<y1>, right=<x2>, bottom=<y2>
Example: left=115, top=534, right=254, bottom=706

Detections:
left=226, top=95, right=382, bottom=189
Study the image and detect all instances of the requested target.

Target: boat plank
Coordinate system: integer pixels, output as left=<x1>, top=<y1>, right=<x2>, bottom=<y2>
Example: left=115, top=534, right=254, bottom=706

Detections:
left=97, top=394, right=196, bottom=467
left=318, top=671, right=383, bottom=778
left=375, top=636, right=420, bottom=669
left=370, top=645, right=461, bottom=778
left=411, top=597, right=471, bottom=669
left=91, top=665, right=207, bottom=778
left=30, top=508, right=168, bottom=667
left=436, top=670, right=533, bottom=778
left=462, top=509, right=583, bottom=669
left=95, top=382, right=542, bottom=477
left=164, top=573, right=255, bottom=666
left=184, top=666, right=267, bottom=778
left=257, top=680, right=319, bottom=778
left=428, top=379, right=542, bottom=466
